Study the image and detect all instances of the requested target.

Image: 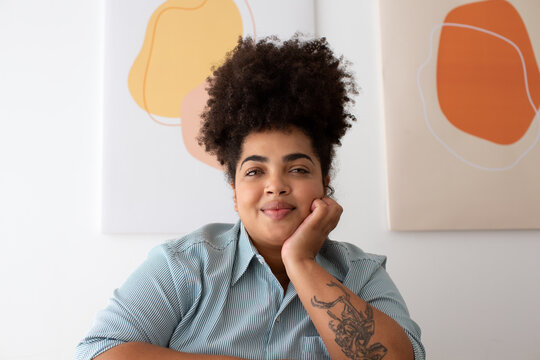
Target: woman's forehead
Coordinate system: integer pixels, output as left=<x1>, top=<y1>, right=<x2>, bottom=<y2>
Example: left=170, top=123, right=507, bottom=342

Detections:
left=240, top=128, right=317, bottom=158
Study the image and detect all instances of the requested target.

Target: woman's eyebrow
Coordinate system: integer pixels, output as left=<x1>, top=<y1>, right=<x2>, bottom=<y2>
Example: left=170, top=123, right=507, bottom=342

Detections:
left=240, top=155, right=268, bottom=167
left=240, top=153, right=314, bottom=168
left=283, top=153, right=314, bottom=164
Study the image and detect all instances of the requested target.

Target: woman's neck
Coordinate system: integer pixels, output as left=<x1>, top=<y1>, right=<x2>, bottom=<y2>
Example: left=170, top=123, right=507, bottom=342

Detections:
left=255, top=244, right=290, bottom=290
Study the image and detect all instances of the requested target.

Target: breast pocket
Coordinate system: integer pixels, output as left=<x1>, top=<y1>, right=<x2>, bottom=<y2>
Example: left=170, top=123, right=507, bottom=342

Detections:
left=300, top=336, right=330, bottom=360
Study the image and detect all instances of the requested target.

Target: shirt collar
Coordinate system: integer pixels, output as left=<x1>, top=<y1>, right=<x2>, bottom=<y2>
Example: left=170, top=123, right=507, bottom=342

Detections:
left=231, top=222, right=345, bottom=284
left=231, top=221, right=258, bottom=286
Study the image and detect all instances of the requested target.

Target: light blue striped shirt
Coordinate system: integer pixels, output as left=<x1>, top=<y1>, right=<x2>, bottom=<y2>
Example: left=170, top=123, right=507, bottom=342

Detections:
left=76, top=221, right=424, bottom=359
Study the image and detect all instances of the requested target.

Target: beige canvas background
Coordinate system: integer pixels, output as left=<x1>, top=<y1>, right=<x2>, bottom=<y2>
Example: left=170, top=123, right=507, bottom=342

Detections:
left=380, top=0, right=540, bottom=230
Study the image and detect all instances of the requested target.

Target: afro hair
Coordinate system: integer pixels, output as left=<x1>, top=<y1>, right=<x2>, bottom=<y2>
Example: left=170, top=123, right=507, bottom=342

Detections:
left=198, top=34, right=358, bottom=184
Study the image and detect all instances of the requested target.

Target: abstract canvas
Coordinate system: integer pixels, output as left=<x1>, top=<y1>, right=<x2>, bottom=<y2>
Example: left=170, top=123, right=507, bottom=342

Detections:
left=102, top=0, right=315, bottom=233
left=380, top=0, right=540, bottom=230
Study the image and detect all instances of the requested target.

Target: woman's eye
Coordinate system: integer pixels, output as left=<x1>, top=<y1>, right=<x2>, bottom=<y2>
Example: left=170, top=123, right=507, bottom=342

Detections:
left=290, top=168, right=309, bottom=174
left=245, top=169, right=261, bottom=176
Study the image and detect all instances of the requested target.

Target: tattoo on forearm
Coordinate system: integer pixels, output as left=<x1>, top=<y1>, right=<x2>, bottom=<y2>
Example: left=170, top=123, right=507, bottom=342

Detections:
left=311, top=281, right=388, bottom=360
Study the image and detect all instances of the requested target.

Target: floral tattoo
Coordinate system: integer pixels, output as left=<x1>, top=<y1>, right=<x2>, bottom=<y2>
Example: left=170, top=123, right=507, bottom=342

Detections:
left=311, top=281, right=387, bottom=360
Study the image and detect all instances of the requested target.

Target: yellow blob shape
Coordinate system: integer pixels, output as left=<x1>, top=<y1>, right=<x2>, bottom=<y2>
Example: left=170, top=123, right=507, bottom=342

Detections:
left=128, top=0, right=242, bottom=118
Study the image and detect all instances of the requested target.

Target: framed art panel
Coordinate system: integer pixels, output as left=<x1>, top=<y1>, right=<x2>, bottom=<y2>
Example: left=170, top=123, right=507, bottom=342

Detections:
left=102, top=0, right=315, bottom=233
left=380, top=0, right=540, bottom=230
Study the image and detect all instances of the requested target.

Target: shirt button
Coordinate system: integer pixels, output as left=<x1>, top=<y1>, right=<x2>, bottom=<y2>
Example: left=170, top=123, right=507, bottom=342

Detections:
left=276, top=315, right=281, bottom=322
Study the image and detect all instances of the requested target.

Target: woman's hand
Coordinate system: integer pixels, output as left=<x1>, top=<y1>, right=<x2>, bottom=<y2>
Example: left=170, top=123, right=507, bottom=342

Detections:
left=281, top=197, right=343, bottom=266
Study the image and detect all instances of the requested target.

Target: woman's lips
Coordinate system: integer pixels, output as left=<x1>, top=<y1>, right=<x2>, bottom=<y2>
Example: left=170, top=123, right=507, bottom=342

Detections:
left=262, top=208, right=294, bottom=220
left=261, top=201, right=295, bottom=220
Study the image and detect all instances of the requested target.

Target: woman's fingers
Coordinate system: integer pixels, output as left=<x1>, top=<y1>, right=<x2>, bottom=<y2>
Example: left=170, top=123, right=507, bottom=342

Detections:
left=310, top=197, right=342, bottom=235
left=282, top=197, right=344, bottom=264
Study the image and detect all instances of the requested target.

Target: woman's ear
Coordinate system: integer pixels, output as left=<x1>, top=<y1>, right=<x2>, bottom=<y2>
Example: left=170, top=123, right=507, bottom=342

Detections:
left=324, top=176, right=330, bottom=196
left=230, top=182, right=238, bottom=212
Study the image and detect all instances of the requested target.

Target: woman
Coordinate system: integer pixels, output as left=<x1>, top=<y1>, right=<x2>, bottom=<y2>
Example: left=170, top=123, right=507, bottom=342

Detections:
left=76, top=35, right=424, bottom=360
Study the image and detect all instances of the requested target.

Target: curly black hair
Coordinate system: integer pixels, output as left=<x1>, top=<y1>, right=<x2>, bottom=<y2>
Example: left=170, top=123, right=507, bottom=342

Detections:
left=198, top=34, right=358, bottom=185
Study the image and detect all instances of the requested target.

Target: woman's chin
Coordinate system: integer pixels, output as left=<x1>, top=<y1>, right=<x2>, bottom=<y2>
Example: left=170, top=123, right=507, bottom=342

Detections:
left=264, top=227, right=297, bottom=247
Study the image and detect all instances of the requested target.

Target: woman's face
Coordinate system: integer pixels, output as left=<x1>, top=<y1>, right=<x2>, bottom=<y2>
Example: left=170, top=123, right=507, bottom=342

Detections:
left=232, top=127, right=327, bottom=252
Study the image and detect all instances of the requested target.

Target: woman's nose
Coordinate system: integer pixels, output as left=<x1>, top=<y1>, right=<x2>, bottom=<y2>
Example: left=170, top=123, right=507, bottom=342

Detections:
left=265, top=173, right=290, bottom=195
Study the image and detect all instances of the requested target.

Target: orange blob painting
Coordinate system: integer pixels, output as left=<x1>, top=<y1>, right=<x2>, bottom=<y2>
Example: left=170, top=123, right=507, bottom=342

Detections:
left=437, top=0, right=540, bottom=145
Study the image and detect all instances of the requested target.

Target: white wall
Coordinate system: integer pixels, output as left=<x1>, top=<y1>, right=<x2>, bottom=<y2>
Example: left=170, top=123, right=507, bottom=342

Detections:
left=0, top=1, right=538, bottom=359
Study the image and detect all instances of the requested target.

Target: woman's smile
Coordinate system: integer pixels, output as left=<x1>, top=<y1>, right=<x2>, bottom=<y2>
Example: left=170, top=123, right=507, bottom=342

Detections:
left=260, top=201, right=296, bottom=220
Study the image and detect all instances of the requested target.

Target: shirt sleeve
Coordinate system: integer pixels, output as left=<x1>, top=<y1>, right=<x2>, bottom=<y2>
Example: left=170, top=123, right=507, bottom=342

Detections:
left=75, top=244, right=184, bottom=360
left=345, top=258, right=426, bottom=360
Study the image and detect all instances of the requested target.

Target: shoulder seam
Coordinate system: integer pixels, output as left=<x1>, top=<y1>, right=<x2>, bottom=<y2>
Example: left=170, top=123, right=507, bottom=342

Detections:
left=166, top=235, right=236, bottom=256
left=325, top=241, right=385, bottom=266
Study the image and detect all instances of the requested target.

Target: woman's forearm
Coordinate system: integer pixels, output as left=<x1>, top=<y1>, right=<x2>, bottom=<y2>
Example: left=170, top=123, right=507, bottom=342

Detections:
left=94, top=342, right=247, bottom=360
left=285, top=258, right=414, bottom=360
